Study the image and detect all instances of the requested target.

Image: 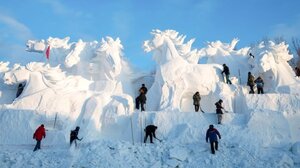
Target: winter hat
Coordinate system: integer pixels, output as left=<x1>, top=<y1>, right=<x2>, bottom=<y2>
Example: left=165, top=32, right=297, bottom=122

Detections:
left=209, top=125, right=214, bottom=129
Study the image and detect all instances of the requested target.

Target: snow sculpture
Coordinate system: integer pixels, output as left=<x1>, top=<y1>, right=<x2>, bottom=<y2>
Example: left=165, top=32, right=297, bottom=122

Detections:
left=249, top=41, right=299, bottom=93
left=21, top=37, right=135, bottom=141
left=90, top=37, right=123, bottom=80
left=199, top=39, right=251, bottom=85
left=3, top=62, right=68, bottom=97
left=26, top=37, right=126, bottom=81
left=0, top=62, right=10, bottom=75
left=144, top=30, right=221, bottom=111
left=199, top=39, right=299, bottom=93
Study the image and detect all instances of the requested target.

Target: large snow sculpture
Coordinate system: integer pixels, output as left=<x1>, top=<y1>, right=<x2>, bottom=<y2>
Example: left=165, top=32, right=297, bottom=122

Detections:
left=144, top=30, right=221, bottom=111
left=199, top=39, right=299, bottom=93
left=26, top=37, right=128, bottom=82
left=249, top=41, right=299, bottom=93
left=3, top=37, right=135, bottom=142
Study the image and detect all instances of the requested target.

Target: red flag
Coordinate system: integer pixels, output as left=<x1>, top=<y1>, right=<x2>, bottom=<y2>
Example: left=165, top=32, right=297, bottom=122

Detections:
left=45, top=45, right=50, bottom=60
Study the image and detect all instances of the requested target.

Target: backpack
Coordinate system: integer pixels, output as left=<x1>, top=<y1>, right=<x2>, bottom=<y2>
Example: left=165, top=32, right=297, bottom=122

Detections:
left=256, top=82, right=263, bottom=88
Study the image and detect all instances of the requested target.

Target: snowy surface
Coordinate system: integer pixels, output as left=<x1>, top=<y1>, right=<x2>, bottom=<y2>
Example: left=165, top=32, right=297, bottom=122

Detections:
left=0, top=30, right=299, bottom=168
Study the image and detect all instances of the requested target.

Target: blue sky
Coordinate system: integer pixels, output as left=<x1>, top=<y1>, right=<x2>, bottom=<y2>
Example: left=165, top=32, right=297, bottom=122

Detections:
left=1, top=0, right=300, bottom=71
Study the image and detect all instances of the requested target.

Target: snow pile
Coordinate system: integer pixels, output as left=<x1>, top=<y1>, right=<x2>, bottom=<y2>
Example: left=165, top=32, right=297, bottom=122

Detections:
left=0, top=29, right=299, bottom=167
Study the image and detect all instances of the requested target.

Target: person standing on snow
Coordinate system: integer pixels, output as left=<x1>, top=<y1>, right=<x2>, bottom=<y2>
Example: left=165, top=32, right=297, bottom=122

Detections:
left=222, top=64, right=232, bottom=84
left=135, top=84, right=148, bottom=111
left=254, top=76, right=264, bottom=94
left=215, top=99, right=225, bottom=124
left=33, top=124, right=46, bottom=151
left=16, top=83, right=25, bottom=98
left=193, top=92, right=202, bottom=112
left=144, top=125, right=158, bottom=143
left=206, top=124, right=221, bottom=154
left=247, top=72, right=255, bottom=94
left=295, top=67, right=300, bottom=77
left=70, top=126, right=82, bottom=147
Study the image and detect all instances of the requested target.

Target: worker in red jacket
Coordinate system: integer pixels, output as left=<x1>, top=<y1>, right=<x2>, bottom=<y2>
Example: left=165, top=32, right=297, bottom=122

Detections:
left=33, top=124, right=46, bottom=151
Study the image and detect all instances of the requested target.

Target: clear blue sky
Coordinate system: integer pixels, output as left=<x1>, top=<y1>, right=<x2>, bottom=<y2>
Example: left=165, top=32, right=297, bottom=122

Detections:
left=1, top=0, right=300, bottom=71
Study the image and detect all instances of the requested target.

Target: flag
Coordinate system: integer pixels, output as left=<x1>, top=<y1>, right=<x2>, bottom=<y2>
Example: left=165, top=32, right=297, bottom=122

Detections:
left=45, top=45, right=50, bottom=60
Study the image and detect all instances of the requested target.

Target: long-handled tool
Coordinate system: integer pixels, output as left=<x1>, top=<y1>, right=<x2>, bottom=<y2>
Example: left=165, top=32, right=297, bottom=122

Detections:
left=200, top=103, right=205, bottom=113
left=154, top=137, right=162, bottom=142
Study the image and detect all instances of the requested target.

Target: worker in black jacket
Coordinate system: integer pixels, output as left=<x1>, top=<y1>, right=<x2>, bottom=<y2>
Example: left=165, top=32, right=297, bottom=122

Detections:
left=144, top=125, right=157, bottom=143
left=70, top=126, right=82, bottom=147
left=135, top=84, right=148, bottom=111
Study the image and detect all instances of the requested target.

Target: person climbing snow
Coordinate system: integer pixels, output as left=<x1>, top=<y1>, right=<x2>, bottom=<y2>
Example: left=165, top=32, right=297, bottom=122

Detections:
left=254, top=76, right=264, bottom=94
left=70, top=126, right=82, bottom=147
left=135, top=84, right=148, bottom=111
left=193, top=92, right=203, bottom=112
left=33, top=124, right=46, bottom=152
left=215, top=99, right=225, bottom=124
left=222, top=64, right=232, bottom=84
left=295, top=67, right=300, bottom=77
left=206, top=124, right=221, bottom=154
left=249, top=52, right=255, bottom=58
left=144, top=125, right=158, bottom=143
left=16, top=83, right=25, bottom=98
left=247, top=72, right=255, bottom=94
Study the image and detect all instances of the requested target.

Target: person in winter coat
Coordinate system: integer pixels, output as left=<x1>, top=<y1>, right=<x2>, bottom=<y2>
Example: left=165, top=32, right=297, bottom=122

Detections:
left=215, top=99, right=225, bottom=124
left=206, top=125, right=221, bottom=154
left=254, top=76, right=264, bottom=94
left=222, top=64, right=232, bottom=84
left=247, top=72, right=255, bottom=94
left=144, top=125, right=157, bottom=143
left=295, top=67, right=300, bottom=77
left=70, top=126, right=82, bottom=147
left=33, top=124, right=46, bottom=151
left=193, top=92, right=201, bottom=112
left=135, top=84, right=148, bottom=111
left=16, top=83, right=25, bottom=98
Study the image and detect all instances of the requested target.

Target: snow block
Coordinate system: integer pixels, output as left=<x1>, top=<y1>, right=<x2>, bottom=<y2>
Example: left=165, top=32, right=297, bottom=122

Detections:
left=166, top=159, right=180, bottom=167
left=291, top=141, right=300, bottom=155
left=169, top=146, right=189, bottom=161
left=246, top=110, right=291, bottom=147
left=277, top=153, right=294, bottom=168
left=245, top=94, right=300, bottom=114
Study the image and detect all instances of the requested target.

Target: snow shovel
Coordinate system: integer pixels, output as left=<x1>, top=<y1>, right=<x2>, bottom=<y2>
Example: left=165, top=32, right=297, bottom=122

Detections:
left=200, top=107, right=205, bottom=113
left=155, top=137, right=162, bottom=142
left=199, top=103, right=205, bottom=113
left=224, top=110, right=229, bottom=113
